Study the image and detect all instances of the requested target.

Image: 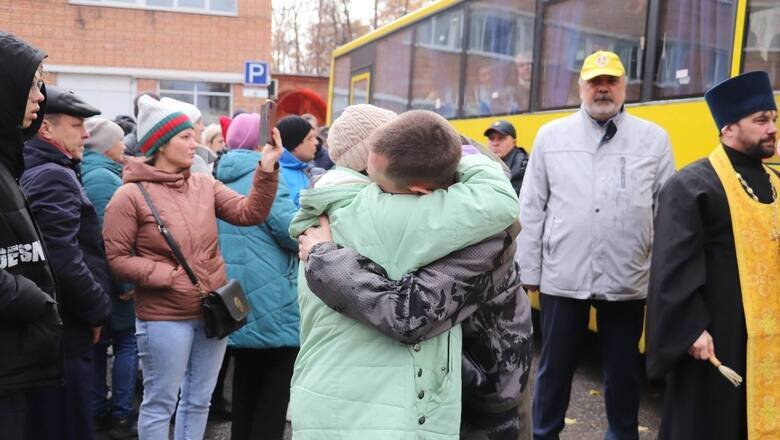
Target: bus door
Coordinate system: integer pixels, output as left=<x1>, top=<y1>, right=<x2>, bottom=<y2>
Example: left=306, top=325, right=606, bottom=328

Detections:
left=350, top=69, right=371, bottom=105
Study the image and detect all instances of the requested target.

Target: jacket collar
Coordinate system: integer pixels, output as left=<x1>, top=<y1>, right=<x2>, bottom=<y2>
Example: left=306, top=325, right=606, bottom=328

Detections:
left=23, top=136, right=80, bottom=172
left=579, top=105, right=625, bottom=147
left=82, top=149, right=122, bottom=177
left=122, top=156, right=189, bottom=188
left=502, top=147, right=527, bottom=168
left=280, top=149, right=309, bottom=171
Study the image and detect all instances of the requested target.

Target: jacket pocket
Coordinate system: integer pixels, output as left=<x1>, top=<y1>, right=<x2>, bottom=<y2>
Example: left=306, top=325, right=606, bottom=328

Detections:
left=543, top=216, right=560, bottom=256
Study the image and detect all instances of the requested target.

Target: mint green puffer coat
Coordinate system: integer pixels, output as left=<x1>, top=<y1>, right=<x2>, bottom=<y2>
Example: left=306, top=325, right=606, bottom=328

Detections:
left=289, top=155, right=519, bottom=439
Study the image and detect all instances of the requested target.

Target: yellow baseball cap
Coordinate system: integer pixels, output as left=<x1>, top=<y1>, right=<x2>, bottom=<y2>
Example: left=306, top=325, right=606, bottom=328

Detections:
left=580, top=51, right=626, bottom=80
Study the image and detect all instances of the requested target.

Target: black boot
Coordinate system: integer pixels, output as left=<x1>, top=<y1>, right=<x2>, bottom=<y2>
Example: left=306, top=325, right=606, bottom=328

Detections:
left=109, top=416, right=138, bottom=439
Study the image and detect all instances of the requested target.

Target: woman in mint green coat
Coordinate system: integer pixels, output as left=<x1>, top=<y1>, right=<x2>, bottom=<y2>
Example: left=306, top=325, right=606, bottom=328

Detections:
left=216, top=113, right=300, bottom=440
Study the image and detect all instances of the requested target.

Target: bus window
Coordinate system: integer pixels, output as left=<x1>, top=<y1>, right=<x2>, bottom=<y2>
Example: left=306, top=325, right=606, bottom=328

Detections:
left=332, top=56, right=351, bottom=120
left=539, top=0, right=647, bottom=110
left=374, top=29, right=413, bottom=113
left=743, top=1, right=780, bottom=90
left=410, top=7, right=465, bottom=118
left=463, top=0, right=536, bottom=117
left=652, top=0, right=735, bottom=99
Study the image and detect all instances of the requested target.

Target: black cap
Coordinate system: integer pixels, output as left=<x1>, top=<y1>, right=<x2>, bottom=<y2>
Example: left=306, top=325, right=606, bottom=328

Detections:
left=45, top=86, right=101, bottom=118
left=277, top=115, right=313, bottom=151
left=704, top=71, right=777, bottom=130
left=483, top=120, right=516, bottom=139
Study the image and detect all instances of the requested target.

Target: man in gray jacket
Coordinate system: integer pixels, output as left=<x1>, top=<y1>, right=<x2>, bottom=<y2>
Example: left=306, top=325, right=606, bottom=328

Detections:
left=517, top=51, right=675, bottom=440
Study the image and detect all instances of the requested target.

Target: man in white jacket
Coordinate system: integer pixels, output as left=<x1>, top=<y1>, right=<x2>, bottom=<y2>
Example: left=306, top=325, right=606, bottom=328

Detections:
left=517, top=51, right=675, bottom=440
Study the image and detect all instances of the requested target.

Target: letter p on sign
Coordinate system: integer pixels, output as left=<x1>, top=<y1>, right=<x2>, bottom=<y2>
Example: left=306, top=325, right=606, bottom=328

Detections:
left=244, top=61, right=270, bottom=86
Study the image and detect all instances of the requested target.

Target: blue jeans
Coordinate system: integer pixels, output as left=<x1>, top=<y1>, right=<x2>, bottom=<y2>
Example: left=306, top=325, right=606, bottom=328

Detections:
left=93, top=328, right=138, bottom=419
left=135, top=318, right=227, bottom=440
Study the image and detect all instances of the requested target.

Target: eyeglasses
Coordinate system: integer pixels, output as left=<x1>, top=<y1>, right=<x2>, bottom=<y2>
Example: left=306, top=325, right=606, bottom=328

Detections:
left=30, top=77, right=44, bottom=93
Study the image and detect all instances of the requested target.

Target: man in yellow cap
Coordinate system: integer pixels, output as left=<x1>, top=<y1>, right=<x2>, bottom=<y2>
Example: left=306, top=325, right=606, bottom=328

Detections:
left=517, top=51, right=675, bottom=439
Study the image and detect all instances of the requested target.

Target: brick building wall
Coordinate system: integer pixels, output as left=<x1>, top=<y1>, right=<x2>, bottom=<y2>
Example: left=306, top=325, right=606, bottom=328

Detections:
left=3, top=1, right=331, bottom=124
left=4, top=0, right=271, bottom=73
left=2, top=0, right=274, bottom=121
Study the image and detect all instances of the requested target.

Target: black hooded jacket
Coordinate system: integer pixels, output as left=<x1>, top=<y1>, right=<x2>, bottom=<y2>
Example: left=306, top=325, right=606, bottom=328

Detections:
left=0, top=32, right=63, bottom=392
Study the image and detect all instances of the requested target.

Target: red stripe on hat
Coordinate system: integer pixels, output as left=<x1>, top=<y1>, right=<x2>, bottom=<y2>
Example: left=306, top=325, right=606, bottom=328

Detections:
left=140, top=114, right=192, bottom=155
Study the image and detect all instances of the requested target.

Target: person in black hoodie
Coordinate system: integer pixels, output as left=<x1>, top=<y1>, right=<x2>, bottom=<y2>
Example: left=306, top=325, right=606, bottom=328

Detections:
left=21, top=86, right=112, bottom=440
left=0, top=32, right=63, bottom=440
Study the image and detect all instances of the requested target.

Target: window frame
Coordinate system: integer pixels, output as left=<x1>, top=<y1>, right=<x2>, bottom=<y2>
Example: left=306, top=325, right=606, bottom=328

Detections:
left=459, top=1, right=538, bottom=118
left=158, top=80, right=233, bottom=122
left=739, top=0, right=780, bottom=91
left=645, top=0, right=739, bottom=101
left=349, top=71, right=372, bottom=105
left=68, top=0, right=238, bottom=17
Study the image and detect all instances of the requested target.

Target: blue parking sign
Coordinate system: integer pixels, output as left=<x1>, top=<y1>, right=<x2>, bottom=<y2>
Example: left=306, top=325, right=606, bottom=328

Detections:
left=244, top=61, right=270, bottom=86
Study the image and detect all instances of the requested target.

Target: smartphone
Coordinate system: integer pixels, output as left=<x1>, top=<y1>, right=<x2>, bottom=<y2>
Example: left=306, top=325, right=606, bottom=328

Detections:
left=258, top=100, right=277, bottom=147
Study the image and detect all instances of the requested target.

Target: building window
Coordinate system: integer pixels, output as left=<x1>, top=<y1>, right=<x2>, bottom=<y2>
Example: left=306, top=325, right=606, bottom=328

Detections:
left=539, top=0, right=647, bottom=110
left=652, top=0, right=735, bottom=99
left=463, top=0, right=536, bottom=116
left=69, top=0, right=237, bottom=15
left=159, top=80, right=232, bottom=124
left=743, top=0, right=780, bottom=90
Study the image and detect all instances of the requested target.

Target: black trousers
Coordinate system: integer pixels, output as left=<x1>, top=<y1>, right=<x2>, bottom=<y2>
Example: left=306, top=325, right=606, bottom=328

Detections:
left=532, top=294, right=645, bottom=440
left=231, top=347, right=298, bottom=440
left=27, top=351, right=95, bottom=440
left=0, top=391, right=30, bottom=440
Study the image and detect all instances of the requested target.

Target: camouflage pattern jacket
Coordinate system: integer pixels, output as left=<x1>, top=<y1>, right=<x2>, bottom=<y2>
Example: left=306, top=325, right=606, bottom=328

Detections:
left=305, top=223, right=533, bottom=413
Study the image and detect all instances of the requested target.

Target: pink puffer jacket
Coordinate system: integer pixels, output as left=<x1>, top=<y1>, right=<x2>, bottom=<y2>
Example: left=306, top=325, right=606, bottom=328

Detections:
left=103, top=158, right=279, bottom=321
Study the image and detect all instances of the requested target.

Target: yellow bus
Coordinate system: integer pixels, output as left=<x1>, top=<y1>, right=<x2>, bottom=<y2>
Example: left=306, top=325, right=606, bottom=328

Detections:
left=325, top=0, right=780, bottom=339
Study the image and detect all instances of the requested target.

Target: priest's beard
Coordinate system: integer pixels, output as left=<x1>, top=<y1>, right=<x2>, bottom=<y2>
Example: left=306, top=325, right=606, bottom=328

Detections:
left=741, top=134, right=777, bottom=160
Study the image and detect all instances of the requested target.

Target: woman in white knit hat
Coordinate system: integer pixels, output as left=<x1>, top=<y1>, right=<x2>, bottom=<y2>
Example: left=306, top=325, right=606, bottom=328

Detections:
left=102, top=95, right=284, bottom=440
left=327, top=104, right=397, bottom=173
left=159, top=97, right=218, bottom=175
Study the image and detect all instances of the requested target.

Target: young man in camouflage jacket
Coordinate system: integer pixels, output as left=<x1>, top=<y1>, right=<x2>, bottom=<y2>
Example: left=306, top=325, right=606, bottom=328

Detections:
left=300, top=221, right=533, bottom=440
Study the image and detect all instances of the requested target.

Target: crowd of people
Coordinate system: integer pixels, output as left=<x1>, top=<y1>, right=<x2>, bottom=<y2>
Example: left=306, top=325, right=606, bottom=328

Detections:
left=1, top=30, right=778, bottom=440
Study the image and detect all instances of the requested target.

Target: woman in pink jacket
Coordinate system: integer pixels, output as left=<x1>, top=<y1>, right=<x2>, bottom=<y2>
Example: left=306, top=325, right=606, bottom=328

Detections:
left=103, top=96, right=283, bottom=440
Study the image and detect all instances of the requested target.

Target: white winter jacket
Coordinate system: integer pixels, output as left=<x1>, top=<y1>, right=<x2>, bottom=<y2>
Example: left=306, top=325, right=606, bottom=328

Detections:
left=516, top=108, right=675, bottom=301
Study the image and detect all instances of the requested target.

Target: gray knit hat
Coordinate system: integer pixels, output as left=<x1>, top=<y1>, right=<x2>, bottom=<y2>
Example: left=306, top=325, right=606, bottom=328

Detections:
left=328, top=104, right=396, bottom=172
left=85, top=118, right=124, bottom=153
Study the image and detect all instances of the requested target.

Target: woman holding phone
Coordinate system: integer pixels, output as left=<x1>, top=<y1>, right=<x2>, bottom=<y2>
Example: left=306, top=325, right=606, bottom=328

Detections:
left=102, top=96, right=283, bottom=440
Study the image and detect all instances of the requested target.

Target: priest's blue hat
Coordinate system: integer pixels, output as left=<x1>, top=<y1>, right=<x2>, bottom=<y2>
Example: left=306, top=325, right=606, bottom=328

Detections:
left=704, top=71, right=776, bottom=130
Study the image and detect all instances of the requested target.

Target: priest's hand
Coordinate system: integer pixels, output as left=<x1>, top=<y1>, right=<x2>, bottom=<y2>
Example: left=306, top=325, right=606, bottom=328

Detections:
left=688, top=330, right=714, bottom=360
left=522, top=284, right=540, bottom=293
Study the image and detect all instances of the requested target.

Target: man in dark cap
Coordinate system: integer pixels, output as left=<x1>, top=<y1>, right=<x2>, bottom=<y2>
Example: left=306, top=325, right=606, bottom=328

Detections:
left=21, top=86, right=112, bottom=440
left=484, top=120, right=528, bottom=194
left=277, top=114, right=317, bottom=207
left=0, top=31, right=63, bottom=440
left=647, top=70, right=779, bottom=439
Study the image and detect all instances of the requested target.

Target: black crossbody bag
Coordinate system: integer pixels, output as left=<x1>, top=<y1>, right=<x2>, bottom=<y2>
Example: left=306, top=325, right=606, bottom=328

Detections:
left=135, top=183, right=250, bottom=339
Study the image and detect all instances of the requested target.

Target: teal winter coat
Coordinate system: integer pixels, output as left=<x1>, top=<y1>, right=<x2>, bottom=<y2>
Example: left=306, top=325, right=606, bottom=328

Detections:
left=217, top=149, right=300, bottom=349
left=81, top=149, right=134, bottom=332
